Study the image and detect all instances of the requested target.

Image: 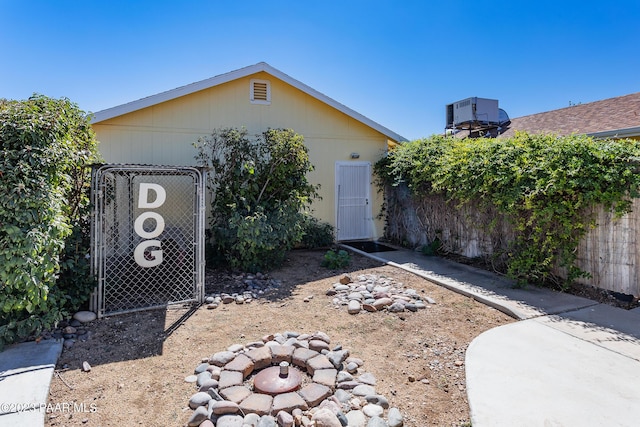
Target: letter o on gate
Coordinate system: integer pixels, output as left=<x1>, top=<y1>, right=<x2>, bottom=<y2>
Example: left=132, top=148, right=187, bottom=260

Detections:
left=134, top=212, right=165, bottom=239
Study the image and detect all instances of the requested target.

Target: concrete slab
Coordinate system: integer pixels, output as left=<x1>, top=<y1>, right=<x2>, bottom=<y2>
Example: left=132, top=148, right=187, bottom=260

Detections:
left=561, top=303, right=640, bottom=340
left=466, top=320, right=640, bottom=427
left=0, top=339, right=63, bottom=427
left=535, top=305, right=640, bottom=361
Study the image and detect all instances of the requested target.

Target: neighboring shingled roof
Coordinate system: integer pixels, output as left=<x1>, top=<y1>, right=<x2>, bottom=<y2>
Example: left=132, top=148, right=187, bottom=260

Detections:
left=499, top=91, right=640, bottom=139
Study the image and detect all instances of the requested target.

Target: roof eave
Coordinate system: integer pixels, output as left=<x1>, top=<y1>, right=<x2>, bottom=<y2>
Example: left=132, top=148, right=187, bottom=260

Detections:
left=91, top=62, right=408, bottom=143
left=588, top=126, right=640, bottom=139
left=91, top=63, right=268, bottom=124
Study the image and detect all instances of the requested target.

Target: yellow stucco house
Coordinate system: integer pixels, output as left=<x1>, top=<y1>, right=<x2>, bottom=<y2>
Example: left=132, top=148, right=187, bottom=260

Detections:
left=91, top=62, right=406, bottom=241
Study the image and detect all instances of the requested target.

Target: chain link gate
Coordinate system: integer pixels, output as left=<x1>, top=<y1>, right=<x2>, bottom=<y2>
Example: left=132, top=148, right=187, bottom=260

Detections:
left=91, top=165, right=206, bottom=317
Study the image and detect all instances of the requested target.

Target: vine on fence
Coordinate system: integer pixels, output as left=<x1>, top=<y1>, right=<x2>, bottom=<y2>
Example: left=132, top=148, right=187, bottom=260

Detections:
left=375, top=132, right=640, bottom=287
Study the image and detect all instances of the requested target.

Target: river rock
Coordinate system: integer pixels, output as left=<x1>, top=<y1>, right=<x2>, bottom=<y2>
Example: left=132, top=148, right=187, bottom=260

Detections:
left=189, top=392, right=212, bottom=409
left=257, top=415, right=277, bottom=427
left=196, top=371, right=212, bottom=386
left=372, top=297, right=393, bottom=309
left=211, top=400, right=240, bottom=415
left=243, top=413, right=261, bottom=425
left=365, top=394, right=388, bottom=409
left=362, top=303, right=377, bottom=312
left=352, top=384, right=376, bottom=397
left=215, top=414, right=244, bottom=427
left=312, top=408, right=342, bottom=427
left=363, top=403, right=384, bottom=417
left=194, top=363, right=210, bottom=374
left=348, top=300, right=362, bottom=314
left=367, top=416, right=389, bottom=427
left=210, top=351, right=236, bottom=366
left=358, top=372, right=377, bottom=385
left=73, top=311, right=97, bottom=323
left=346, top=361, right=359, bottom=373
left=327, top=349, right=349, bottom=368
left=387, top=302, right=405, bottom=312
left=346, top=410, right=367, bottom=427
left=336, top=371, right=354, bottom=382
left=276, top=410, right=294, bottom=427
left=198, top=378, right=219, bottom=392
left=388, top=407, right=404, bottom=427
left=187, top=406, right=209, bottom=426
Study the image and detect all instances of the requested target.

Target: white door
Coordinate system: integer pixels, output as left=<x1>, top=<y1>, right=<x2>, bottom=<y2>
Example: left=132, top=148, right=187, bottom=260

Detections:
left=335, top=162, right=372, bottom=241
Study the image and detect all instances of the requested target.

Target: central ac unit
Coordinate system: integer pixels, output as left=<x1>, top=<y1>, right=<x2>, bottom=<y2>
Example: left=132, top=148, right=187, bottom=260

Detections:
left=446, top=97, right=499, bottom=128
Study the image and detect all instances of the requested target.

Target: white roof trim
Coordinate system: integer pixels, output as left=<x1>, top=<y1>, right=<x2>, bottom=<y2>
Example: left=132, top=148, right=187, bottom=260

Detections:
left=91, top=62, right=407, bottom=142
left=588, top=126, right=640, bottom=139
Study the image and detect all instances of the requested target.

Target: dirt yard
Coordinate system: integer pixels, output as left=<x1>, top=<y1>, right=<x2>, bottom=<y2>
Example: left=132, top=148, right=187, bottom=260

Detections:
left=46, top=249, right=513, bottom=426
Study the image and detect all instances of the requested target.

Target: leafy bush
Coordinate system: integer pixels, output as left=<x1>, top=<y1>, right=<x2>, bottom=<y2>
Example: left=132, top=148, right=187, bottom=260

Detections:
left=299, top=215, right=335, bottom=249
left=0, top=95, right=100, bottom=348
left=321, top=249, right=351, bottom=269
left=420, top=238, right=441, bottom=256
left=377, top=132, right=640, bottom=287
left=194, top=127, right=319, bottom=271
left=222, top=205, right=304, bottom=272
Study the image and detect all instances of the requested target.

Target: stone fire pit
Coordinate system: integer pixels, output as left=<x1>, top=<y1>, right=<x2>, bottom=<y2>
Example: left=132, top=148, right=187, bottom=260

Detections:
left=185, top=331, right=404, bottom=427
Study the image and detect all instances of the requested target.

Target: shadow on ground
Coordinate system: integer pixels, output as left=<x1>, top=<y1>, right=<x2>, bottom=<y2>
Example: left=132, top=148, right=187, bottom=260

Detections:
left=56, top=249, right=383, bottom=368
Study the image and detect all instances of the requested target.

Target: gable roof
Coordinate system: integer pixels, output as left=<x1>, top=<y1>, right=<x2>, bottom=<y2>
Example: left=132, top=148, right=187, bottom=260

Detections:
left=499, top=91, right=640, bottom=139
left=91, top=62, right=407, bottom=142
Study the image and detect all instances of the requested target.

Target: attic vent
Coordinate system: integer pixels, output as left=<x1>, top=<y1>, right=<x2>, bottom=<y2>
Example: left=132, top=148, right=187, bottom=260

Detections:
left=250, top=79, right=271, bottom=105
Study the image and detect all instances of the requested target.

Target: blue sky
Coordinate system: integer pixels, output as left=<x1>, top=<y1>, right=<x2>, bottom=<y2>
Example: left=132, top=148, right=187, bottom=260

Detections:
left=1, top=0, right=639, bottom=140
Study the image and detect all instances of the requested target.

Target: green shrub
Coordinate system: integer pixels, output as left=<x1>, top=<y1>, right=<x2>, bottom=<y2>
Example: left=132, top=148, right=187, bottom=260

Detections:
left=194, top=127, right=319, bottom=271
left=221, top=205, right=304, bottom=272
left=0, top=95, right=100, bottom=348
left=377, top=132, right=640, bottom=288
left=321, top=249, right=351, bottom=269
left=420, top=238, right=441, bottom=256
left=299, top=215, right=334, bottom=249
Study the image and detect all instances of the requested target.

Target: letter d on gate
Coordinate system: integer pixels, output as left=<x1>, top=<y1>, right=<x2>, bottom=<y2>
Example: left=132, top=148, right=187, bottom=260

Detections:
left=138, top=183, right=166, bottom=208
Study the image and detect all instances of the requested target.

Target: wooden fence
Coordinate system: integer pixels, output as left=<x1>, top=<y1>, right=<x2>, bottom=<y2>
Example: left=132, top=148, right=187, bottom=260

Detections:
left=384, top=184, right=640, bottom=297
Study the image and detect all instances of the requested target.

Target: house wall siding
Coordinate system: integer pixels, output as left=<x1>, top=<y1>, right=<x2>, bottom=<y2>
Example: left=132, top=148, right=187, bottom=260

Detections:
left=92, top=71, right=388, bottom=236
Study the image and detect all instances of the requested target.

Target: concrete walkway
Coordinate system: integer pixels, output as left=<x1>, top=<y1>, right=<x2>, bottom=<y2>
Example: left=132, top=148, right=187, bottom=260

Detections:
left=0, top=339, right=63, bottom=427
left=345, top=244, right=640, bottom=427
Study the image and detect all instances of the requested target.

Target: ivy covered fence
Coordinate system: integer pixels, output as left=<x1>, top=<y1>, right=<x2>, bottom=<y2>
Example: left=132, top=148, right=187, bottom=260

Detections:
left=375, top=132, right=640, bottom=291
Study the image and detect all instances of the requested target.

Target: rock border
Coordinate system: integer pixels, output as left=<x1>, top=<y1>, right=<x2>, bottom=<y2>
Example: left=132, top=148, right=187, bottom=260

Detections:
left=186, top=331, right=404, bottom=427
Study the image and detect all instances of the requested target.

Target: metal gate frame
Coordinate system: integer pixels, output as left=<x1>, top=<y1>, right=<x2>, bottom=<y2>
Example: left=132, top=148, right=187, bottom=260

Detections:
left=90, top=164, right=206, bottom=317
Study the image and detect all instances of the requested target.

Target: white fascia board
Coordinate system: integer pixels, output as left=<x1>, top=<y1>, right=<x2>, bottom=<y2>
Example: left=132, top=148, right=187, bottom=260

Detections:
left=91, top=63, right=266, bottom=123
left=91, top=62, right=407, bottom=143
left=588, top=126, right=640, bottom=139
left=263, top=64, right=408, bottom=143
